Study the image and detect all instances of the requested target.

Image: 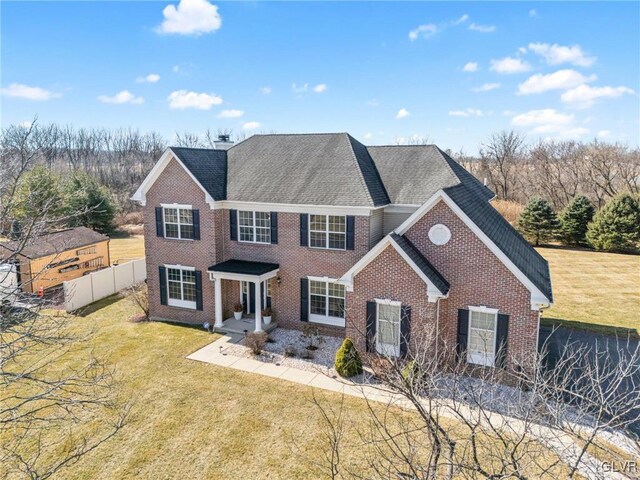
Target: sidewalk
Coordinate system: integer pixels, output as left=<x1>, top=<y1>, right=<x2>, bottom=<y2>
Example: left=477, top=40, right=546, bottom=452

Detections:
left=187, top=334, right=404, bottom=405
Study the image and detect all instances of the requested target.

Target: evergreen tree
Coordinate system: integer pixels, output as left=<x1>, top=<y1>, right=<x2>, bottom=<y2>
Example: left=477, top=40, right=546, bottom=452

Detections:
left=517, top=197, right=560, bottom=246
left=12, top=165, right=65, bottom=224
left=334, top=338, right=363, bottom=378
left=587, top=194, right=640, bottom=252
left=64, top=172, right=117, bottom=234
left=558, top=196, right=595, bottom=246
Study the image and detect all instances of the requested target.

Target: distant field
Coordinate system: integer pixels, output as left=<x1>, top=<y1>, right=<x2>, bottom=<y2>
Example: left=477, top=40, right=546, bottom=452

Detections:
left=538, top=247, right=640, bottom=335
left=109, top=235, right=145, bottom=263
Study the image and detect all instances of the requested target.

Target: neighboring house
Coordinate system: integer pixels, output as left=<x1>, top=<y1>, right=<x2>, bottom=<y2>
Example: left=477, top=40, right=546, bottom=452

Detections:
left=132, top=133, right=552, bottom=369
left=0, top=227, right=110, bottom=294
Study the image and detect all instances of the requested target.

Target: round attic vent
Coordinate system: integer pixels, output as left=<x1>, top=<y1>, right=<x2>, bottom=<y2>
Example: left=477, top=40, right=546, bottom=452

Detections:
left=428, top=224, right=451, bottom=246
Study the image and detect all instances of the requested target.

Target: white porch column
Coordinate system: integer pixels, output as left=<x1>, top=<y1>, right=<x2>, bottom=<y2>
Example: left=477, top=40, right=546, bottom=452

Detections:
left=214, top=278, right=223, bottom=328
left=254, top=279, right=262, bottom=332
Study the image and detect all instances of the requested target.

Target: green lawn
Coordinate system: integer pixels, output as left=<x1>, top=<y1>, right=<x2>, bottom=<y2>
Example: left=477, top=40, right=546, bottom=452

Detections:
left=538, top=247, right=640, bottom=335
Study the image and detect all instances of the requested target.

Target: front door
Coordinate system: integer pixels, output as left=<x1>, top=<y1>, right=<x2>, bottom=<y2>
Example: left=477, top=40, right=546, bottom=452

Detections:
left=241, top=281, right=255, bottom=314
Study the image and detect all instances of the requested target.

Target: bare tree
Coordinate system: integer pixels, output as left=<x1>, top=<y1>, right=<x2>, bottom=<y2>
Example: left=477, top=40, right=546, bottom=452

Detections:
left=306, top=321, right=640, bottom=479
left=0, top=123, right=128, bottom=479
left=479, top=130, right=527, bottom=201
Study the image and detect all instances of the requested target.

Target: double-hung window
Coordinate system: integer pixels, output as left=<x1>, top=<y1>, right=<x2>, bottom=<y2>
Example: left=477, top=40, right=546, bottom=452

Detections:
left=164, top=206, right=194, bottom=240
left=308, top=278, right=345, bottom=326
left=309, top=215, right=346, bottom=250
left=376, top=300, right=401, bottom=357
left=167, top=266, right=197, bottom=309
left=467, top=307, right=498, bottom=367
left=238, top=211, right=271, bottom=244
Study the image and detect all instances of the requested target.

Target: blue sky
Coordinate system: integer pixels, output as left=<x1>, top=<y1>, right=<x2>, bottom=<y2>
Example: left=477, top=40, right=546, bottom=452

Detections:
left=2, top=1, right=639, bottom=153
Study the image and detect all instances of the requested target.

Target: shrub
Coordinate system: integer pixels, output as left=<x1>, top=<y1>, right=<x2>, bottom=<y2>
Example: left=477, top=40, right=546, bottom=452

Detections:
left=124, top=282, right=149, bottom=321
left=261, top=307, right=272, bottom=317
left=401, top=360, right=422, bottom=384
left=370, top=356, right=393, bottom=379
left=283, top=346, right=297, bottom=357
left=245, top=332, right=267, bottom=355
left=517, top=197, right=560, bottom=246
left=587, top=194, right=640, bottom=252
left=558, top=196, right=595, bottom=246
left=233, top=303, right=244, bottom=313
left=334, top=338, right=363, bottom=378
left=302, top=324, right=321, bottom=350
left=300, top=349, right=314, bottom=360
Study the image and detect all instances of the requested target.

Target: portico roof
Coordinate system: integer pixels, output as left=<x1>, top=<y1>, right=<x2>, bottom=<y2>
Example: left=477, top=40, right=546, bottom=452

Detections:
left=208, top=259, right=279, bottom=276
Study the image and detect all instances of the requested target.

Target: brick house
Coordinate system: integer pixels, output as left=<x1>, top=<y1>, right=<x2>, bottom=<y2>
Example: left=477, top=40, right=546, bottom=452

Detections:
left=132, top=133, right=552, bottom=369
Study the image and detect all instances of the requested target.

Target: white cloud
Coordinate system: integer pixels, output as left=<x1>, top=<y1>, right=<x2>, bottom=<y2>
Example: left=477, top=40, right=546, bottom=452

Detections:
left=167, top=90, right=222, bottom=110
left=472, top=82, right=501, bottom=92
left=469, top=23, right=495, bottom=33
left=0, top=83, right=61, bottom=101
left=217, top=109, right=244, bottom=118
left=409, top=24, right=438, bottom=41
left=313, top=83, right=327, bottom=93
left=561, top=84, right=635, bottom=108
left=511, top=108, right=589, bottom=138
left=529, top=9, right=537, bottom=17
left=454, top=14, right=469, bottom=25
left=97, top=90, right=144, bottom=105
left=396, top=108, right=410, bottom=119
left=490, top=57, right=532, bottom=74
left=260, top=86, right=271, bottom=95
left=243, top=121, right=261, bottom=130
left=528, top=42, right=596, bottom=67
left=156, top=0, right=221, bottom=36
left=597, top=130, right=611, bottom=139
left=137, top=73, right=160, bottom=83
left=463, top=62, right=478, bottom=72
left=292, top=83, right=308, bottom=93
left=363, top=132, right=373, bottom=140
left=449, top=108, right=485, bottom=117
left=517, top=69, right=597, bottom=95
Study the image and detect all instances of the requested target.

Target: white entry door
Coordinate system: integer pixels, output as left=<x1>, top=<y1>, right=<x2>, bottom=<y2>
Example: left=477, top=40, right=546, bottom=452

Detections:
left=376, top=302, right=401, bottom=357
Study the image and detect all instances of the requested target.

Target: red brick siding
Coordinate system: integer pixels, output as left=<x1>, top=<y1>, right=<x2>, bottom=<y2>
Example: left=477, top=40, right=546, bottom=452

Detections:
left=403, top=200, right=540, bottom=365
left=345, top=245, right=437, bottom=353
left=144, top=159, right=218, bottom=324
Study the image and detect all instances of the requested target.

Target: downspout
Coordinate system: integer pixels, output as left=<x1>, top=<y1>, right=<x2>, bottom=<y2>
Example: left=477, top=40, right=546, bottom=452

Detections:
left=435, top=297, right=441, bottom=359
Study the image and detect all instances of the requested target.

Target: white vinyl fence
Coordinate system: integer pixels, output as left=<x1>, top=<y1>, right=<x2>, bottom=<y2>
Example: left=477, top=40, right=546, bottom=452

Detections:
left=63, top=258, right=146, bottom=312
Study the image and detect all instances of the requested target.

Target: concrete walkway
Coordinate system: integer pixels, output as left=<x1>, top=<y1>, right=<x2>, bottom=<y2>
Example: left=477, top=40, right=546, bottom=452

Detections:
left=187, top=334, right=400, bottom=404
left=187, top=335, right=629, bottom=480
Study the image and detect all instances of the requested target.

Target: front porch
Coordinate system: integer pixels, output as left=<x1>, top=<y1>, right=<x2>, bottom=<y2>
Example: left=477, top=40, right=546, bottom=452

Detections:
left=213, top=314, right=279, bottom=335
left=208, top=259, right=280, bottom=333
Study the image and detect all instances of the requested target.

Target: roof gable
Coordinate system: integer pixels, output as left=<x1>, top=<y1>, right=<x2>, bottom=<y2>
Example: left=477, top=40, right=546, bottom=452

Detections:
left=0, top=227, right=109, bottom=259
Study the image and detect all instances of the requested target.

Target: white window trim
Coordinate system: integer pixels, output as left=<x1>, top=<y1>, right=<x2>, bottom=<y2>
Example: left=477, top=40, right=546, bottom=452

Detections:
left=165, top=264, right=197, bottom=310
left=308, top=277, right=346, bottom=327
left=375, top=299, right=401, bottom=357
left=467, top=306, right=498, bottom=367
left=162, top=204, right=194, bottom=241
left=308, top=215, right=347, bottom=251
left=238, top=210, right=271, bottom=244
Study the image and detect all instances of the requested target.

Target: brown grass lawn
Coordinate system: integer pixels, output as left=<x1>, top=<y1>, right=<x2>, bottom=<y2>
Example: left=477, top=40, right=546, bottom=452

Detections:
left=2, top=296, right=572, bottom=479
left=538, top=247, right=640, bottom=335
left=109, top=235, right=145, bottom=263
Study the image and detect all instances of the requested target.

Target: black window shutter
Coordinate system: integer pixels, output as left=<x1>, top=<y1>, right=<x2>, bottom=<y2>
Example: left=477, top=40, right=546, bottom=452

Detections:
left=400, top=305, right=411, bottom=357
left=366, top=301, right=377, bottom=352
left=346, top=216, right=355, bottom=250
left=495, top=313, right=509, bottom=368
left=192, top=209, right=200, bottom=240
left=300, top=214, right=308, bottom=247
left=155, top=207, right=164, bottom=237
left=195, top=270, right=203, bottom=311
left=457, top=309, right=469, bottom=360
left=229, top=209, right=238, bottom=241
left=300, top=278, right=309, bottom=321
left=270, top=212, right=278, bottom=244
left=159, top=266, right=167, bottom=305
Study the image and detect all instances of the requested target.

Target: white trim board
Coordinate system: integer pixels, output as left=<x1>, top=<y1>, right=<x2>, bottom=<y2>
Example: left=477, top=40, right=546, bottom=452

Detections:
left=131, top=149, right=216, bottom=207
left=394, top=190, right=551, bottom=310
left=339, top=235, right=447, bottom=303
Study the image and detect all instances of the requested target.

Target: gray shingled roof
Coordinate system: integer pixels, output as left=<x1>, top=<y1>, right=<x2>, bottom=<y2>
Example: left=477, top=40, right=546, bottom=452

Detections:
left=367, top=145, right=494, bottom=205
left=0, top=227, right=109, bottom=260
left=170, top=147, right=227, bottom=201
left=444, top=184, right=553, bottom=302
left=390, top=233, right=450, bottom=295
left=225, top=133, right=389, bottom=207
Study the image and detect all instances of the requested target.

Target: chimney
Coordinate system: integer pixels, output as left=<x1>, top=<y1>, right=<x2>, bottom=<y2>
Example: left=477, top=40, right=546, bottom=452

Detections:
left=483, top=177, right=488, bottom=186
left=214, top=134, right=234, bottom=150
